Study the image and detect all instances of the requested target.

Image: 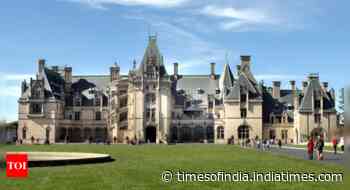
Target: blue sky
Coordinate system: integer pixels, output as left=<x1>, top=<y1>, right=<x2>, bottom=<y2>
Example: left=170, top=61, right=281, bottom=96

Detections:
left=0, top=0, right=349, bottom=121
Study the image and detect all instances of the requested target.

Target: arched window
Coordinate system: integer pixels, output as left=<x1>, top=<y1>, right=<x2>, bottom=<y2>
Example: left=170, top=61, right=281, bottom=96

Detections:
left=22, top=127, right=27, bottom=139
left=216, top=126, right=224, bottom=139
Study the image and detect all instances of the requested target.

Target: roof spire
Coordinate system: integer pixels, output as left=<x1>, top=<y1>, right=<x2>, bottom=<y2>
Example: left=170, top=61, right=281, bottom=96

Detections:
left=219, top=63, right=234, bottom=91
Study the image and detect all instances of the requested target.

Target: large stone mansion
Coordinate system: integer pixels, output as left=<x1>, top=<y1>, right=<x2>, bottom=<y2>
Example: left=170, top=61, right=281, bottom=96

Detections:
left=18, top=36, right=337, bottom=144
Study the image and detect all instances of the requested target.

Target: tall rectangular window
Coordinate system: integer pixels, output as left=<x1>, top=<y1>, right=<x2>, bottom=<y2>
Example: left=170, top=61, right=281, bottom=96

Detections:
left=240, top=108, right=247, bottom=118
left=95, top=111, right=101, bottom=121
left=75, top=112, right=80, bottom=121
left=314, top=113, right=321, bottom=123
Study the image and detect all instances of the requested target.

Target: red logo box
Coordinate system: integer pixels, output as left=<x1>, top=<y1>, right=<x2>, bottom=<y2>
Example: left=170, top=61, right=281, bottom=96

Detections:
left=6, top=153, right=28, bottom=178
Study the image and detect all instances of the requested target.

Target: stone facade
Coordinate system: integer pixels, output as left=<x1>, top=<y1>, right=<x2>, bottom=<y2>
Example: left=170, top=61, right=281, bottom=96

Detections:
left=17, top=36, right=338, bottom=144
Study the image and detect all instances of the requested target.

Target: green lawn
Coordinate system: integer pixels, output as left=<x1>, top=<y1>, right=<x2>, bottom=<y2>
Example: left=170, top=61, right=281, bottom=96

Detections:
left=0, top=144, right=348, bottom=190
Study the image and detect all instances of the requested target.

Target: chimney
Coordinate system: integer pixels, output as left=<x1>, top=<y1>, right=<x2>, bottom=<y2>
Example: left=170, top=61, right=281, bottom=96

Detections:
left=289, top=80, right=297, bottom=109
left=38, top=59, right=45, bottom=73
left=64, top=67, right=72, bottom=84
left=210, top=62, right=216, bottom=79
left=240, top=55, right=251, bottom=65
left=173, top=62, right=179, bottom=77
left=110, top=63, right=120, bottom=82
left=302, top=81, right=308, bottom=94
left=290, top=80, right=296, bottom=91
left=322, top=82, right=328, bottom=91
left=272, top=81, right=281, bottom=99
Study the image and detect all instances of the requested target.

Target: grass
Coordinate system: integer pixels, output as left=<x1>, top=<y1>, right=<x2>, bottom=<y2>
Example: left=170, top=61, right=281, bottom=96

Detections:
left=0, top=144, right=348, bottom=190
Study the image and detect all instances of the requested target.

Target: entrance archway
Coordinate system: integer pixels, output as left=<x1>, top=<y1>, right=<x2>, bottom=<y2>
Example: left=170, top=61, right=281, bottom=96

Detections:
left=193, top=126, right=204, bottom=142
left=238, top=125, right=249, bottom=140
left=145, top=126, right=157, bottom=143
left=57, top=127, right=66, bottom=142
left=170, top=126, right=178, bottom=142
left=71, top=128, right=82, bottom=142
left=84, top=128, right=92, bottom=141
left=95, top=127, right=106, bottom=143
left=206, top=126, right=214, bottom=143
left=180, top=126, right=192, bottom=143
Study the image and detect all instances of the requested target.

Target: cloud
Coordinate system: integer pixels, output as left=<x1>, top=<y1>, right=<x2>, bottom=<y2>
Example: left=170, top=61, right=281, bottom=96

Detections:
left=200, top=5, right=269, bottom=23
left=123, top=13, right=228, bottom=74
left=199, top=5, right=280, bottom=31
left=68, top=0, right=188, bottom=9
left=152, top=22, right=227, bottom=74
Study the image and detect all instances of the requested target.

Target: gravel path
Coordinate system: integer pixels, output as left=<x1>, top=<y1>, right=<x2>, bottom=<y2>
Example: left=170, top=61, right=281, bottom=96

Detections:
left=268, top=145, right=345, bottom=166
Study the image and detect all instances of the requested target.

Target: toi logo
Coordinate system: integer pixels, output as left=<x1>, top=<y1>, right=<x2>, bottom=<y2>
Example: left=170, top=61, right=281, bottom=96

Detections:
left=6, top=153, right=28, bottom=178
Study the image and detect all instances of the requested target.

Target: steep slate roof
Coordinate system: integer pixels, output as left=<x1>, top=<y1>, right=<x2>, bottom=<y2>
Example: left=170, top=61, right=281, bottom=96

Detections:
left=176, top=75, right=219, bottom=96
left=299, top=77, right=335, bottom=113
left=219, top=64, right=234, bottom=91
left=225, top=83, right=240, bottom=100
left=72, top=75, right=110, bottom=94
left=240, top=61, right=257, bottom=85
left=38, top=67, right=65, bottom=99
left=174, top=75, right=219, bottom=107
left=137, top=36, right=167, bottom=77
left=262, top=87, right=302, bottom=123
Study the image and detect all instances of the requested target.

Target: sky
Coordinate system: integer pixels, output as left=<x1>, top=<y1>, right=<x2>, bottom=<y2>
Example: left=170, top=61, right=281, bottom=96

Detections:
left=0, top=0, right=349, bottom=121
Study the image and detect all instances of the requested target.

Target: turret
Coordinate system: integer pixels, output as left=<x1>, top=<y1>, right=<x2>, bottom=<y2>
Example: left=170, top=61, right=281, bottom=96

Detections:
left=110, top=63, right=120, bottom=82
